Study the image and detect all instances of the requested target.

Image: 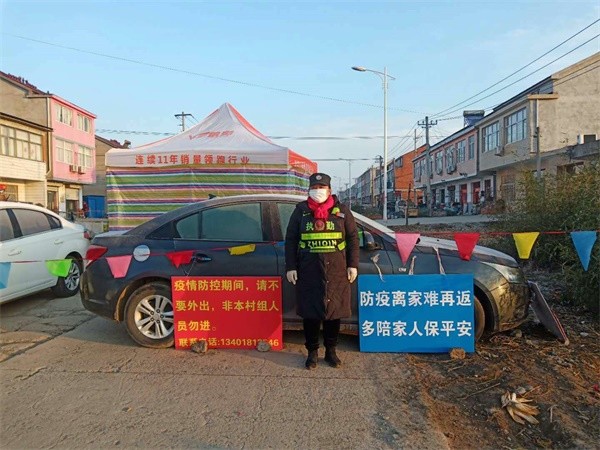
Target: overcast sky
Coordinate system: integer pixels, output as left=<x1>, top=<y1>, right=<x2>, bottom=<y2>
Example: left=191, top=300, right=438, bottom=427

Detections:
left=1, top=0, right=599, bottom=192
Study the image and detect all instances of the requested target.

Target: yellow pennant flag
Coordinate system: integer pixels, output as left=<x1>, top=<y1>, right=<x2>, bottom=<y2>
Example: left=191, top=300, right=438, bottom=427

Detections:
left=228, top=244, right=256, bottom=256
left=46, top=259, right=71, bottom=277
left=512, top=232, right=540, bottom=259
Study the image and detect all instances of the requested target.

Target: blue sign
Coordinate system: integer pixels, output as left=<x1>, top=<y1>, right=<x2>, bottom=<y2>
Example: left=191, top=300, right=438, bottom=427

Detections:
left=358, top=274, right=475, bottom=353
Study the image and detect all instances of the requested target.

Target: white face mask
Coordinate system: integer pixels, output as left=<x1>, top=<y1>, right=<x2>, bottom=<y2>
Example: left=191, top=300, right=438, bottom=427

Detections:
left=309, top=188, right=329, bottom=204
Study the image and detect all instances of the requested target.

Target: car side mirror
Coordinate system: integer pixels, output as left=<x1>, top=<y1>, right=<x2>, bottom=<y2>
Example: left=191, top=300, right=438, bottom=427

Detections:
left=363, top=230, right=382, bottom=251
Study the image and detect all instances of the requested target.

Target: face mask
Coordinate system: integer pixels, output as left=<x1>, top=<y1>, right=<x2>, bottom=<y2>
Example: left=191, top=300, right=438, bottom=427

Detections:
left=309, top=189, right=329, bottom=204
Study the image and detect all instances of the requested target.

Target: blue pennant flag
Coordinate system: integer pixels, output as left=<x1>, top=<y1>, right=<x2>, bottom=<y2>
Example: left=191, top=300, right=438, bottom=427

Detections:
left=570, top=231, right=597, bottom=271
left=0, top=262, right=10, bottom=289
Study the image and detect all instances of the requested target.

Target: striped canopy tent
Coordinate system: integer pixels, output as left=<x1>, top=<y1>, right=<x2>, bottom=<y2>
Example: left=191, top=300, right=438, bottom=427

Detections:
left=105, top=103, right=317, bottom=230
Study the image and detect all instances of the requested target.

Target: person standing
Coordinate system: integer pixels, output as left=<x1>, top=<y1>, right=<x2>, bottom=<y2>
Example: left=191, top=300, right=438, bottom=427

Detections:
left=285, top=173, right=359, bottom=369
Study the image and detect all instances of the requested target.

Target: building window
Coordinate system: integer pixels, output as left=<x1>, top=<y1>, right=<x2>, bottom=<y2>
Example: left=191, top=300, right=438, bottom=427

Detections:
left=483, top=122, right=499, bottom=152
left=457, top=140, right=466, bottom=163
left=435, top=151, right=443, bottom=174
left=0, top=125, right=43, bottom=161
left=56, top=104, right=72, bottom=126
left=505, top=108, right=527, bottom=144
left=468, top=135, right=475, bottom=159
left=56, top=139, right=73, bottom=164
left=77, top=114, right=92, bottom=133
left=395, top=156, right=403, bottom=168
left=500, top=173, right=516, bottom=202
left=77, top=145, right=93, bottom=168
left=445, top=146, right=455, bottom=171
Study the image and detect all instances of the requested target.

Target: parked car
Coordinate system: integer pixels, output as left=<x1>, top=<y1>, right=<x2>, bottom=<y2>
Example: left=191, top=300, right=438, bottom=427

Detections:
left=0, top=202, right=90, bottom=304
left=81, top=194, right=532, bottom=348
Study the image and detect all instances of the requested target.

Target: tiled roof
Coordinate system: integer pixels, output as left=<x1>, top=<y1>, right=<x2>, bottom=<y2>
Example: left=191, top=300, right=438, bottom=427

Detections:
left=95, top=135, right=130, bottom=149
left=0, top=71, right=49, bottom=95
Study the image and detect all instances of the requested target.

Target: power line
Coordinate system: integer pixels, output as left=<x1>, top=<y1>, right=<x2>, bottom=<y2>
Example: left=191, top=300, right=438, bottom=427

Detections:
left=95, top=128, right=430, bottom=140
left=478, top=59, right=600, bottom=113
left=435, top=34, right=599, bottom=119
left=432, top=18, right=600, bottom=118
left=5, top=33, right=423, bottom=114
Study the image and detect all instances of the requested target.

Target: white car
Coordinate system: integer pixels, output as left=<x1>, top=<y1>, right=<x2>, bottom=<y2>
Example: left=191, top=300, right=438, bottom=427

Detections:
left=0, top=202, right=90, bottom=304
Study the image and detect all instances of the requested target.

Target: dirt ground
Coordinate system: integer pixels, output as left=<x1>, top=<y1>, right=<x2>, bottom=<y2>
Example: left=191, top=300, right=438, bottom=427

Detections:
left=389, top=222, right=600, bottom=449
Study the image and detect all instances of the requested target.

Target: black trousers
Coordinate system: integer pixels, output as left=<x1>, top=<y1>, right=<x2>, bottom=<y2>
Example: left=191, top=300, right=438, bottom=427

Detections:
left=303, top=318, right=341, bottom=351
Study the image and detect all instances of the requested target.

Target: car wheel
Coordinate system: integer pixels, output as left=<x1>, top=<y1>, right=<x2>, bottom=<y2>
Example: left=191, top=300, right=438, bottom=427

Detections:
left=51, top=256, right=83, bottom=297
left=125, top=282, right=174, bottom=348
left=474, top=296, right=485, bottom=341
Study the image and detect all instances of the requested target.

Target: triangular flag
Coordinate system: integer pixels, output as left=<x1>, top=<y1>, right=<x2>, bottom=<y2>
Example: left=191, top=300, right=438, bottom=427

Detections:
left=512, top=232, right=540, bottom=259
left=454, top=232, right=480, bottom=261
left=228, top=244, right=256, bottom=256
left=166, top=250, right=194, bottom=268
left=394, top=233, right=420, bottom=265
left=106, top=255, right=132, bottom=279
left=46, top=259, right=71, bottom=277
left=0, top=262, right=11, bottom=289
left=571, top=231, right=597, bottom=271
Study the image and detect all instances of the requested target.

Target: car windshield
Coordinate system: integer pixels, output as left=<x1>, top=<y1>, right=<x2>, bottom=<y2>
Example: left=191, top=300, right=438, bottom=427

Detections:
left=354, top=212, right=393, bottom=236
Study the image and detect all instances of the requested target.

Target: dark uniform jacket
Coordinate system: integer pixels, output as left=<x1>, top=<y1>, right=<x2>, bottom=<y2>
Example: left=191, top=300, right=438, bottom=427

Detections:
left=284, top=195, right=359, bottom=320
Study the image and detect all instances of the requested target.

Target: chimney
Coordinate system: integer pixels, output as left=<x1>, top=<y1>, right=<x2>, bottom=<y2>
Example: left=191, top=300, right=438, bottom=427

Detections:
left=463, top=110, right=485, bottom=127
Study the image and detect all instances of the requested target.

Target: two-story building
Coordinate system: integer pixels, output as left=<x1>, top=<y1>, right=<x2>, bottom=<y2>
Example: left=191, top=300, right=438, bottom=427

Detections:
left=413, top=111, right=484, bottom=213
left=394, top=144, right=426, bottom=205
left=409, top=52, right=599, bottom=213
left=0, top=72, right=96, bottom=216
left=476, top=52, right=599, bottom=203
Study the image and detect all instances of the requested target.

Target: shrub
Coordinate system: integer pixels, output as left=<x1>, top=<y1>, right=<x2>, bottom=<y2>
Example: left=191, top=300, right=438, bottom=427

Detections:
left=495, top=163, right=599, bottom=314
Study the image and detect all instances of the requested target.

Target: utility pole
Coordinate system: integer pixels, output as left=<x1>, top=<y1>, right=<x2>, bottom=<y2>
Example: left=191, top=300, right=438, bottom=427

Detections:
left=175, top=111, right=192, bottom=131
left=378, top=155, right=383, bottom=213
left=419, top=116, right=437, bottom=216
left=414, top=129, right=418, bottom=152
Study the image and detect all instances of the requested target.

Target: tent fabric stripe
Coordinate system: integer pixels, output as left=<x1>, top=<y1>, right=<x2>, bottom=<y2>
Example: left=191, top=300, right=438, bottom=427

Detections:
left=106, top=165, right=309, bottom=229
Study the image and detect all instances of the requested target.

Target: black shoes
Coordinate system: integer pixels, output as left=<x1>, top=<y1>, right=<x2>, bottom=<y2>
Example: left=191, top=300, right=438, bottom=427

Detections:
left=305, top=350, right=318, bottom=370
left=324, top=347, right=342, bottom=368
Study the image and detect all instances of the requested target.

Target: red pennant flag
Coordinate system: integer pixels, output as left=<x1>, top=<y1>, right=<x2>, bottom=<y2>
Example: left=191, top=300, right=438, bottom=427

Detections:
left=394, top=233, right=420, bottom=265
left=106, top=255, right=132, bottom=279
left=166, top=250, right=194, bottom=268
left=454, top=232, right=480, bottom=261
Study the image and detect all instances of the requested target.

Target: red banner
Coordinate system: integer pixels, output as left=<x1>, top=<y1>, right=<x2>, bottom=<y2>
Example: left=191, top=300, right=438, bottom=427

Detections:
left=172, top=276, right=283, bottom=350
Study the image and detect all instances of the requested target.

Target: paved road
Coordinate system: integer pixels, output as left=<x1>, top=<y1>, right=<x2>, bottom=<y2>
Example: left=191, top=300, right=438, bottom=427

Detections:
left=1, top=291, right=449, bottom=449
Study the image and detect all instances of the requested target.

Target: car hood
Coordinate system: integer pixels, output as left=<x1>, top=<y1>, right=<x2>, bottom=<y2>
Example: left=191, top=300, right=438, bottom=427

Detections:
left=383, top=231, right=519, bottom=265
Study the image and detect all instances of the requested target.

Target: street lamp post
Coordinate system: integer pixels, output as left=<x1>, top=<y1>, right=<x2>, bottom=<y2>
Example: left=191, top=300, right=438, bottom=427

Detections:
left=352, top=66, right=395, bottom=221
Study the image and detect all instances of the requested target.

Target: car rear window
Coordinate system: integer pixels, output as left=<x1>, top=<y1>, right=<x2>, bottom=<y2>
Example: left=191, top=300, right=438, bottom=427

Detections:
left=0, top=210, right=15, bottom=241
left=11, top=209, right=54, bottom=237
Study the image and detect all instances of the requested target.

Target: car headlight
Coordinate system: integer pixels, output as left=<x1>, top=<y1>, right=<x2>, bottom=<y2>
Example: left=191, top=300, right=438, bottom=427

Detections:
left=481, top=261, right=524, bottom=283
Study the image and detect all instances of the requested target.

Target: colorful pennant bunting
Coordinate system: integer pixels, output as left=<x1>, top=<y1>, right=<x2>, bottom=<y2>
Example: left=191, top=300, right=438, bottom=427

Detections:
left=454, top=232, right=480, bottom=261
left=228, top=244, right=256, bottom=256
left=106, top=255, right=132, bottom=279
left=570, top=231, right=597, bottom=271
left=394, top=233, right=420, bottom=265
left=166, top=250, right=194, bottom=268
left=512, top=232, right=540, bottom=259
left=46, top=259, right=71, bottom=277
left=0, top=262, right=10, bottom=289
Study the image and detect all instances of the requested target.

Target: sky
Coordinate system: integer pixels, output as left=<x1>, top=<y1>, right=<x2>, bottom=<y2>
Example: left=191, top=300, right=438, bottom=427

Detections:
left=1, top=0, right=599, bottom=193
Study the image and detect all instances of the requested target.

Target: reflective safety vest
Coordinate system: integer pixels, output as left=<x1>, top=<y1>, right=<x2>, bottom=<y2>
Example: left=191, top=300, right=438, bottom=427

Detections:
left=298, top=211, right=346, bottom=253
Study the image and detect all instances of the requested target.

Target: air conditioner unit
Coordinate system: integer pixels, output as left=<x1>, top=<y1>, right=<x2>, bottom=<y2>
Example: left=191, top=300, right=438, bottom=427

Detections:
left=77, top=166, right=85, bottom=174
left=69, top=164, right=78, bottom=172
